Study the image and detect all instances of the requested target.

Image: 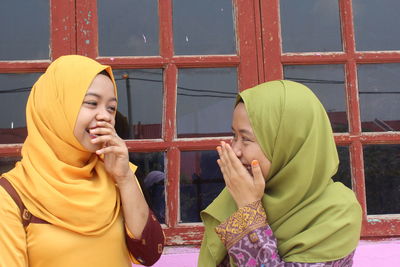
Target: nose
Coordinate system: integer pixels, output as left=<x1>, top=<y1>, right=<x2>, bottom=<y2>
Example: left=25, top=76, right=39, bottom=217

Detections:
left=96, top=108, right=112, bottom=122
left=231, top=140, right=242, bottom=158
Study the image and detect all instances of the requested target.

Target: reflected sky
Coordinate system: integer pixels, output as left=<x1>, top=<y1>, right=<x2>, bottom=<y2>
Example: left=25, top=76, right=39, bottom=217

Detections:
left=0, top=73, right=43, bottom=129
left=98, top=0, right=159, bottom=56
left=113, top=69, right=163, bottom=125
left=1, top=2, right=400, bottom=140
left=0, top=0, right=49, bottom=60
left=353, top=0, right=400, bottom=51
left=280, top=0, right=342, bottom=52
left=176, top=68, right=237, bottom=137
left=358, top=64, right=400, bottom=132
left=173, top=0, right=236, bottom=55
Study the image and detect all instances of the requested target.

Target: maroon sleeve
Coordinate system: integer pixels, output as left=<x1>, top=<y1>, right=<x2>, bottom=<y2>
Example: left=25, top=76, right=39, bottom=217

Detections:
left=125, top=210, right=165, bottom=266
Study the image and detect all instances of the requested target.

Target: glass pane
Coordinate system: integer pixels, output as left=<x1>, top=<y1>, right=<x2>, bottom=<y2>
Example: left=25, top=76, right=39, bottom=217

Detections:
left=177, top=68, right=237, bottom=138
left=364, top=145, right=400, bottom=215
left=358, top=64, right=400, bottom=132
left=129, top=152, right=165, bottom=223
left=284, top=65, right=348, bottom=132
left=97, top=0, right=159, bottom=56
left=0, top=0, right=49, bottom=60
left=280, top=0, right=342, bottom=52
left=0, top=157, right=20, bottom=173
left=353, top=0, right=400, bottom=51
left=0, top=73, right=42, bottom=144
left=173, top=0, right=236, bottom=55
left=332, top=146, right=352, bottom=189
left=113, top=69, right=163, bottom=139
left=180, top=150, right=224, bottom=223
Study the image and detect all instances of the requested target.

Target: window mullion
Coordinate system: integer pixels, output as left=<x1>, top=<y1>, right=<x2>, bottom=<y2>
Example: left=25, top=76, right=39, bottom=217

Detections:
left=51, top=0, right=77, bottom=59
left=260, top=0, right=283, bottom=81
left=75, top=0, right=98, bottom=58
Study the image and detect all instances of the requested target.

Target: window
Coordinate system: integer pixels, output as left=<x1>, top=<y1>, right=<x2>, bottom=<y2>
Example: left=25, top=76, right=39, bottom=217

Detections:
left=0, top=0, right=399, bottom=245
left=261, top=0, right=400, bottom=238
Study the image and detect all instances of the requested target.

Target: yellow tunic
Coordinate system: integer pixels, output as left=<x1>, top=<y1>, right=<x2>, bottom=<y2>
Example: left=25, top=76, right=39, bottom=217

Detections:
left=0, top=186, right=134, bottom=267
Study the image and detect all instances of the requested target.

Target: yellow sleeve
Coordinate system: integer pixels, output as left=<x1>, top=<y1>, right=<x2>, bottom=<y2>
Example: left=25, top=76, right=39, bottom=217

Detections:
left=0, top=187, right=28, bottom=267
left=129, top=162, right=138, bottom=174
left=129, top=162, right=143, bottom=194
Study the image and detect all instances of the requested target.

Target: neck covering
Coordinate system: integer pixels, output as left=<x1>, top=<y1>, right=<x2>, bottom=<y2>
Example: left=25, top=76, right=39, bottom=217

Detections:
left=199, top=80, right=362, bottom=265
left=2, top=55, right=123, bottom=235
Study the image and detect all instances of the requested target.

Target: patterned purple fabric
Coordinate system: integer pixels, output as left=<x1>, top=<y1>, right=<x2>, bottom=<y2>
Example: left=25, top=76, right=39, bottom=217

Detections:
left=215, top=201, right=355, bottom=267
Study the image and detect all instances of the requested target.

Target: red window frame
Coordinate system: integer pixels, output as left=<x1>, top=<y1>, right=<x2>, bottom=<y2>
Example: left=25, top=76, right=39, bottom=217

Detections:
left=0, top=0, right=260, bottom=245
left=0, top=0, right=399, bottom=245
left=78, top=0, right=260, bottom=245
left=260, top=0, right=400, bottom=239
left=0, top=0, right=75, bottom=151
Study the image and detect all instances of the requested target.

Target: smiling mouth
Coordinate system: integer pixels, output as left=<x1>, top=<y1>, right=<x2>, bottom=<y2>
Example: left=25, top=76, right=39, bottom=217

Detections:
left=86, top=128, right=99, bottom=139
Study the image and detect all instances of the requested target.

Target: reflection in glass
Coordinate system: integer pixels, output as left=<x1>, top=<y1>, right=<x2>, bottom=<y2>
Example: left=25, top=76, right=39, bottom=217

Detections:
left=364, top=145, right=400, bottom=215
left=353, top=0, right=400, bottom=51
left=358, top=64, right=400, bottom=132
left=113, top=69, right=163, bottom=139
left=0, top=73, right=43, bottom=144
left=173, top=0, right=236, bottom=55
left=0, top=157, right=21, bottom=173
left=332, top=146, right=352, bottom=189
left=180, top=150, right=224, bottom=223
left=129, top=152, right=165, bottom=223
left=284, top=65, right=348, bottom=132
left=0, top=0, right=49, bottom=60
left=98, top=0, right=159, bottom=56
left=176, top=68, right=237, bottom=138
left=280, top=0, right=342, bottom=52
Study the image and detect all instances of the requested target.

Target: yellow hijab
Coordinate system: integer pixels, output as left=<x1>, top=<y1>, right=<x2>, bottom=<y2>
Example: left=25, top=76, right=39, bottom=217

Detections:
left=2, top=55, right=132, bottom=235
left=199, top=80, right=362, bottom=265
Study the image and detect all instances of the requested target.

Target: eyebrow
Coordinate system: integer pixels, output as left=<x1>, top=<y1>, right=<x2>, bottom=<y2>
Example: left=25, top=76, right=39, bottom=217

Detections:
left=231, top=127, right=254, bottom=136
left=85, top=92, right=117, bottom=102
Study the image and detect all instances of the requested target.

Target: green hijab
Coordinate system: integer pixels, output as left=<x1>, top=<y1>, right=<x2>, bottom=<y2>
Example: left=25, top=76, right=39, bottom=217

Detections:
left=199, top=80, right=362, bottom=266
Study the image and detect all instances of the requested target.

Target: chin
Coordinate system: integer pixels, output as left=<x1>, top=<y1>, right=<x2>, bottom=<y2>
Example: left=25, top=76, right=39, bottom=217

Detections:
left=82, top=142, right=100, bottom=153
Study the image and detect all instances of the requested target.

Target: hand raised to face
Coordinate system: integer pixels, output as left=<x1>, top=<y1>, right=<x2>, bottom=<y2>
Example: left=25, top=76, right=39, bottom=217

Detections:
left=217, top=141, right=265, bottom=208
left=90, top=120, right=131, bottom=184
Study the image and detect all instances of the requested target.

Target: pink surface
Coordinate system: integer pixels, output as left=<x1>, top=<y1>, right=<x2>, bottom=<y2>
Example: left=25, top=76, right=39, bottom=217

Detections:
left=133, top=240, right=400, bottom=266
left=353, top=240, right=400, bottom=267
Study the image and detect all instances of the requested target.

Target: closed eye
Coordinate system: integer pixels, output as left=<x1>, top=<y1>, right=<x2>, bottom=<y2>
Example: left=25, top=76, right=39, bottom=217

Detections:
left=242, top=136, right=254, bottom=143
left=83, top=101, right=97, bottom=107
left=107, top=106, right=116, bottom=112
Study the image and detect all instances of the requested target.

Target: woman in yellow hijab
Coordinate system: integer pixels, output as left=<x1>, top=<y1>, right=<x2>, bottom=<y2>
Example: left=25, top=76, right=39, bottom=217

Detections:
left=199, top=80, right=362, bottom=266
left=0, top=55, right=164, bottom=267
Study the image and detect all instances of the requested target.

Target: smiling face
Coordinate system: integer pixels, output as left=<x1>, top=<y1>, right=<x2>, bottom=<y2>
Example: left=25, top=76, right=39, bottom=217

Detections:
left=231, top=102, right=272, bottom=179
left=73, top=74, right=117, bottom=152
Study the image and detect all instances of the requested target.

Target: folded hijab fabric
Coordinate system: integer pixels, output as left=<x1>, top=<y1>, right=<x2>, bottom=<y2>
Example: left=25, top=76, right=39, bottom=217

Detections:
left=199, top=80, right=362, bottom=265
left=2, top=55, right=136, bottom=235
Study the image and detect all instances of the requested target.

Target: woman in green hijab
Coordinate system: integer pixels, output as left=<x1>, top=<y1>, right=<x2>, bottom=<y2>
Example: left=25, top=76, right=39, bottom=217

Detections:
left=198, top=80, right=362, bottom=267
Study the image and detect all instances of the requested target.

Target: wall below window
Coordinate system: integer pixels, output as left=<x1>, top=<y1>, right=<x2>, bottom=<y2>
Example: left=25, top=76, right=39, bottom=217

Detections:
left=133, top=240, right=400, bottom=266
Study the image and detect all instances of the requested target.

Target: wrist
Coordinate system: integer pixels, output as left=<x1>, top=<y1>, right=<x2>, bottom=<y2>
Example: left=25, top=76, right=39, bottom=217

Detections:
left=236, top=197, right=260, bottom=208
left=115, top=170, right=134, bottom=187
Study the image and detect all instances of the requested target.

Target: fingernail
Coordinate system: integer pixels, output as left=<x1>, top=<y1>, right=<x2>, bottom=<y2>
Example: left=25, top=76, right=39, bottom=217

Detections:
left=251, top=160, right=259, bottom=167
